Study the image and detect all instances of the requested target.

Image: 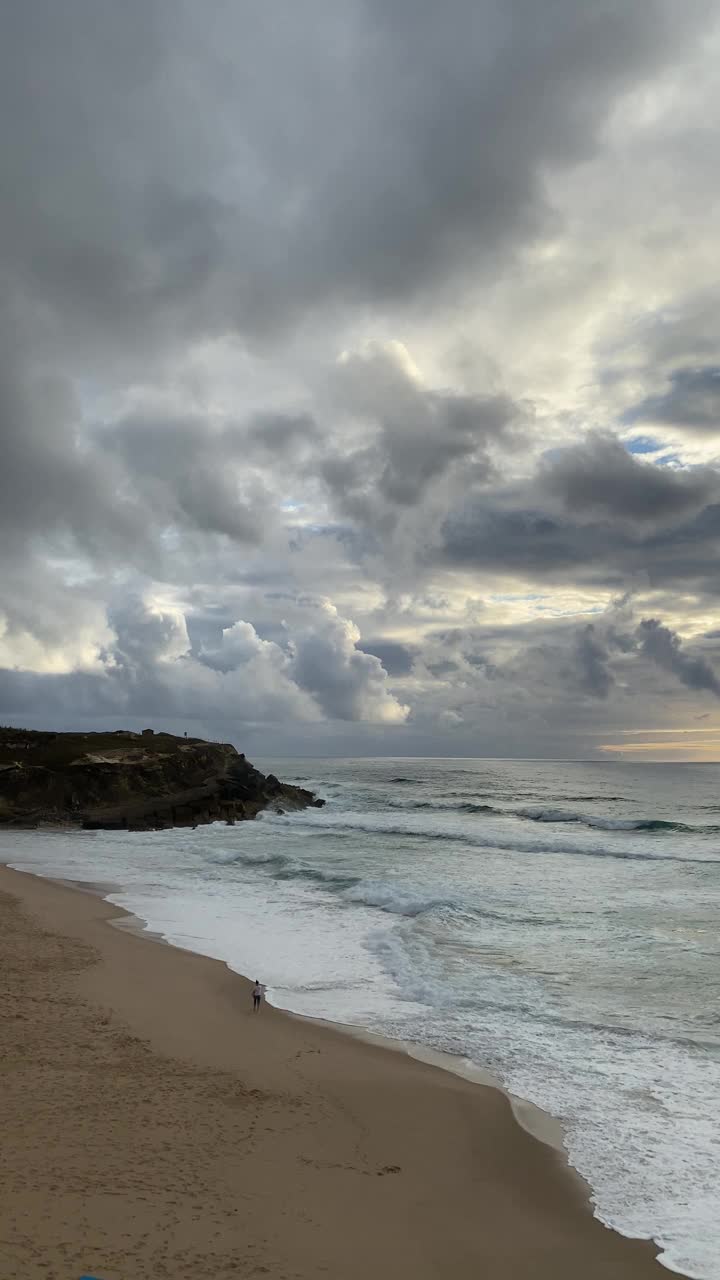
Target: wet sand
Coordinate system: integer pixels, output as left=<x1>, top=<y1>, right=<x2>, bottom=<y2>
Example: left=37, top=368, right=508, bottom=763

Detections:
left=0, top=863, right=664, bottom=1280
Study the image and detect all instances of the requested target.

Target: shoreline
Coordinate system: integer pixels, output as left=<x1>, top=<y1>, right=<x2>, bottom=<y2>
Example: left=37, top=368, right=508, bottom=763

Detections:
left=100, top=870, right=569, bottom=1155
left=277, top=1010, right=568, bottom=1155
left=0, top=859, right=666, bottom=1279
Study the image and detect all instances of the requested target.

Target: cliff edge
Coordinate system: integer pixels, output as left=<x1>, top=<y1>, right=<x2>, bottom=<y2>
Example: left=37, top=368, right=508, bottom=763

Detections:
left=0, top=727, right=324, bottom=831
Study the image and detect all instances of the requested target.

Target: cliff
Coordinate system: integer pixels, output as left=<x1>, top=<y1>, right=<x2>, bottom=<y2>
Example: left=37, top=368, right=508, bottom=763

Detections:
left=0, top=727, right=324, bottom=831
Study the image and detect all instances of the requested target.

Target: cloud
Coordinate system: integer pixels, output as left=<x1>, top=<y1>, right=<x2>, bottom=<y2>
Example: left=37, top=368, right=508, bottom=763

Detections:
left=627, top=367, right=720, bottom=433
left=0, top=0, right=711, bottom=367
left=403, top=601, right=720, bottom=718
left=2, top=2, right=720, bottom=755
left=359, top=639, right=418, bottom=677
left=324, top=342, right=521, bottom=510
left=0, top=322, right=144, bottom=564
left=573, top=623, right=615, bottom=698
left=109, top=597, right=191, bottom=669
left=287, top=601, right=410, bottom=723
left=0, top=565, right=113, bottom=676
left=439, top=431, right=720, bottom=592
left=539, top=432, right=718, bottom=524
left=636, top=618, right=720, bottom=696
left=97, top=410, right=291, bottom=545
left=0, top=595, right=409, bottom=731
left=196, top=598, right=410, bottom=723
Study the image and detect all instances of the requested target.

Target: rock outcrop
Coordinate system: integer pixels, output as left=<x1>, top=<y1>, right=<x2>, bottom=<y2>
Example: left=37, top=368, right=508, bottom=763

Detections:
left=0, top=727, right=324, bottom=831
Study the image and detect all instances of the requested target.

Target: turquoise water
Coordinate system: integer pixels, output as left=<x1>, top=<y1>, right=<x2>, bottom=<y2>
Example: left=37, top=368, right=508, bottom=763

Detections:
left=3, top=758, right=720, bottom=1277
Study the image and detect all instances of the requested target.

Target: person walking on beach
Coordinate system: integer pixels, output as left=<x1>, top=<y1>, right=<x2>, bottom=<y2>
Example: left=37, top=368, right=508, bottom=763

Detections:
left=252, top=980, right=264, bottom=1013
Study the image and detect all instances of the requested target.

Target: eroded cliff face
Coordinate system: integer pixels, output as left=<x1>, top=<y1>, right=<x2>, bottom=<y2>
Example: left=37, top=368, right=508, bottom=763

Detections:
left=0, top=728, right=323, bottom=831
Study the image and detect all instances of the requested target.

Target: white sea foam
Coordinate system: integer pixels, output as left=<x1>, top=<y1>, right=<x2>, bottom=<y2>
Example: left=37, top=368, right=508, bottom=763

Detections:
left=341, top=880, right=464, bottom=917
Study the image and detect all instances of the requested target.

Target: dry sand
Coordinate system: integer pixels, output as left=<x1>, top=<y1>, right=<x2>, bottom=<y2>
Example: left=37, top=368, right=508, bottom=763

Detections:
left=0, top=862, right=664, bottom=1280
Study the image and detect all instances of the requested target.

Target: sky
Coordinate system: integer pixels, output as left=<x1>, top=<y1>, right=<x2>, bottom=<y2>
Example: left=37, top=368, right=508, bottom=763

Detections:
left=3, top=1, right=720, bottom=760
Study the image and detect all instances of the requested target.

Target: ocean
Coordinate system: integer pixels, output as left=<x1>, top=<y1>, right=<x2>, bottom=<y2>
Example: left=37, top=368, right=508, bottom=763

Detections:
left=2, top=757, right=719, bottom=1278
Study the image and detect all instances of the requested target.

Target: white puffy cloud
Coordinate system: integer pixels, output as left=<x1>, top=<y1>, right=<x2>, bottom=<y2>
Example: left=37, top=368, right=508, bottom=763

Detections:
left=288, top=600, right=409, bottom=723
left=200, top=600, right=408, bottom=724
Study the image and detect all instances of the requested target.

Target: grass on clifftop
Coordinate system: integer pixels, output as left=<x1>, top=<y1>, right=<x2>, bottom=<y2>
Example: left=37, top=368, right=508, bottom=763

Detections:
left=0, top=728, right=220, bottom=771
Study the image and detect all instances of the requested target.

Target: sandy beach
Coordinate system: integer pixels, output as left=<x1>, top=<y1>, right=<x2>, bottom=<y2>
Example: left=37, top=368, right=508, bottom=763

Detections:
left=0, top=863, right=664, bottom=1280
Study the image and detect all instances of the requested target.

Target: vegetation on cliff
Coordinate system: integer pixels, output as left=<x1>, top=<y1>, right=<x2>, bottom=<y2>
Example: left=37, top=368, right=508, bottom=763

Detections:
left=0, top=727, right=323, bottom=831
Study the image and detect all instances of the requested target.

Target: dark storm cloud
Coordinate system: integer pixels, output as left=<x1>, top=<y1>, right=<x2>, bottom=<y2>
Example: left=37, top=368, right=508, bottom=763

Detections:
left=574, top=624, right=615, bottom=698
left=627, top=367, right=720, bottom=433
left=96, top=410, right=314, bottom=544
left=0, top=0, right=712, bottom=357
left=0, top=321, right=145, bottom=562
left=442, top=499, right=720, bottom=590
left=540, top=433, right=717, bottom=523
left=1, top=378, right=307, bottom=582
left=299, top=0, right=715, bottom=308
left=0, top=669, right=127, bottom=722
left=607, top=292, right=720, bottom=446
left=503, top=612, right=720, bottom=704
left=636, top=618, right=720, bottom=696
left=440, top=433, right=720, bottom=591
left=473, top=617, right=624, bottom=704
left=411, top=607, right=720, bottom=709
left=441, top=503, right=608, bottom=579
left=0, top=0, right=713, bottom=567
left=359, top=639, right=418, bottom=677
left=320, top=343, right=523, bottom=529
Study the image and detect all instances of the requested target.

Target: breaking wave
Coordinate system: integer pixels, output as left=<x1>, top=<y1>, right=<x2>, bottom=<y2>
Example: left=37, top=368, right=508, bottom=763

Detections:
left=388, top=797, right=709, bottom=834
left=268, top=810, right=718, bottom=864
left=211, top=849, right=560, bottom=922
left=516, top=808, right=696, bottom=832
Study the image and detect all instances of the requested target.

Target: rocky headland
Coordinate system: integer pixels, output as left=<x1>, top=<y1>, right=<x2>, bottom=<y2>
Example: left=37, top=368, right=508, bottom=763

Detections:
left=0, top=727, right=323, bottom=831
